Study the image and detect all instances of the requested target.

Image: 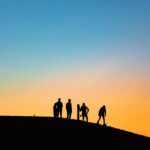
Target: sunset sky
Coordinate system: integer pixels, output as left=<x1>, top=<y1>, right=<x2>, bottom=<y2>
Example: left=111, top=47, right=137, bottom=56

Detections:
left=0, top=0, right=150, bottom=137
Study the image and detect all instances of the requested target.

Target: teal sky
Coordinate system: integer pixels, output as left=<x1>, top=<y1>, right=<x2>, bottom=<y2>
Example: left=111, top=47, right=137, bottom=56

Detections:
left=0, top=0, right=150, bottom=83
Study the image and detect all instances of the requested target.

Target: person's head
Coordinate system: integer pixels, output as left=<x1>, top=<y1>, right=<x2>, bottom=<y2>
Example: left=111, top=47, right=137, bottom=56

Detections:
left=103, top=105, right=106, bottom=108
left=68, top=99, right=71, bottom=103
left=83, top=103, right=85, bottom=106
left=58, top=98, right=61, bottom=102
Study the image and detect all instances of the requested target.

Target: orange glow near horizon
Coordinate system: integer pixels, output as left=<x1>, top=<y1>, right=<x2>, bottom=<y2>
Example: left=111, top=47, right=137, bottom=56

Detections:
left=0, top=66, right=150, bottom=137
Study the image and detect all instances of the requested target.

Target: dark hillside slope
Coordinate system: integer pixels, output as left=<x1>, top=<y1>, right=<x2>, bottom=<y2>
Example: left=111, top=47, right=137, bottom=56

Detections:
left=0, top=116, right=150, bottom=150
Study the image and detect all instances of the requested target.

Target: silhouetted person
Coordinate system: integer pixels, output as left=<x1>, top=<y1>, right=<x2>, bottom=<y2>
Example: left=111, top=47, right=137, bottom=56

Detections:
left=77, top=104, right=80, bottom=120
left=80, top=103, right=89, bottom=122
left=53, top=102, right=58, bottom=118
left=66, top=99, right=72, bottom=119
left=97, top=105, right=106, bottom=125
left=56, top=98, right=63, bottom=118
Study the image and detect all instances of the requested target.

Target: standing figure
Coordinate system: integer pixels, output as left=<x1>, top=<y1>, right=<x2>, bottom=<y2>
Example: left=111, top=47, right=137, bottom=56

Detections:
left=57, top=98, right=63, bottom=118
left=80, top=103, right=89, bottom=122
left=66, top=99, right=72, bottom=119
left=97, top=105, right=106, bottom=125
left=53, top=102, right=58, bottom=118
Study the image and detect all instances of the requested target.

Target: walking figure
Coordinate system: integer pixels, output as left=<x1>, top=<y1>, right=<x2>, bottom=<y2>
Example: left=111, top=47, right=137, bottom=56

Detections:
left=56, top=98, right=63, bottom=118
left=80, top=103, right=89, bottom=122
left=97, top=105, right=106, bottom=125
left=53, top=102, right=58, bottom=118
left=66, top=99, right=72, bottom=119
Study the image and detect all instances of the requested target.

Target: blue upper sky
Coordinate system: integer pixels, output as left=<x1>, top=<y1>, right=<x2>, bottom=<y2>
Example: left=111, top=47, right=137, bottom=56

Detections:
left=0, top=0, right=150, bottom=80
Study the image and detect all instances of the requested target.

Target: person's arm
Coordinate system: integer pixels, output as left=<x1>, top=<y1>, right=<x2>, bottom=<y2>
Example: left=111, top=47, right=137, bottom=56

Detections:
left=87, top=107, right=89, bottom=113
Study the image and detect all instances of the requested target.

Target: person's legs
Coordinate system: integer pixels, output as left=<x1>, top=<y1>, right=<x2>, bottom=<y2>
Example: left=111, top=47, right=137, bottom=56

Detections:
left=57, top=111, right=59, bottom=117
left=86, top=114, right=88, bottom=122
left=53, top=110, right=55, bottom=117
left=82, top=115, right=85, bottom=121
left=102, top=116, right=105, bottom=125
left=69, top=113, right=71, bottom=119
left=60, top=110, right=62, bottom=118
left=97, top=116, right=101, bottom=124
left=56, top=110, right=58, bottom=117
left=70, top=113, right=72, bottom=119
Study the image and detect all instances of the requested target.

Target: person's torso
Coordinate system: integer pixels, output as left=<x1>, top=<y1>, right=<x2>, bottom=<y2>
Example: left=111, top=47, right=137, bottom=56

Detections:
left=57, top=102, right=62, bottom=110
left=81, top=106, right=87, bottom=114
left=99, top=107, right=105, bottom=115
left=66, top=103, right=72, bottom=110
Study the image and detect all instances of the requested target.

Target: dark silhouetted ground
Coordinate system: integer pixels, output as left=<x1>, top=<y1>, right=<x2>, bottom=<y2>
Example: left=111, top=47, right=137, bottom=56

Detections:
left=0, top=116, right=150, bottom=150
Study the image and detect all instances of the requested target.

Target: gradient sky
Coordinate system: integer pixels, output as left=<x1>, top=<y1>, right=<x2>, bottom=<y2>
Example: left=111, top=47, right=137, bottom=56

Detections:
left=0, top=0, right=150, bottom=136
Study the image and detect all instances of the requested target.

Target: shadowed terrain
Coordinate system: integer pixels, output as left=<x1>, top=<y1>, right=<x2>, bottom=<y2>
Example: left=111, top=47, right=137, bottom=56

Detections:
left=0, top=116, right=150, bottom=150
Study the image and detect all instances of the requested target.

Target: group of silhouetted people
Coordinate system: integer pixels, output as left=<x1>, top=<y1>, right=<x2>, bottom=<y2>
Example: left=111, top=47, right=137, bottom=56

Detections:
left=53, top=98, right=106, bottom=125
left=77, top=103, right=89, bottom=122
left=53, top=98, right=72, bottom=119
left=53, top=98, right=63, bottom=118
